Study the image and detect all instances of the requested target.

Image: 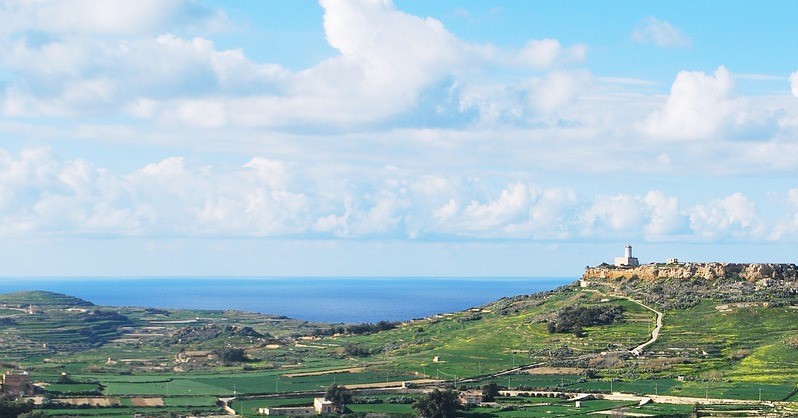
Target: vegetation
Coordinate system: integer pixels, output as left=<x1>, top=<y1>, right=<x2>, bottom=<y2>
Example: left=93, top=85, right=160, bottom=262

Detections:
left=0, top=399, right=33, bottom=418
left=547, top=304, right=625, bottom=335
left=216, top=347, right=249, bottom=364
left=1, top=270, right=798, bottom=417
left=325, top=383, right=352, bottom=412
left=481, top=382, right=500, bottom=401
left=412, top=389, right=459, bottom=418
left=312, top=320, right=399, bottom=336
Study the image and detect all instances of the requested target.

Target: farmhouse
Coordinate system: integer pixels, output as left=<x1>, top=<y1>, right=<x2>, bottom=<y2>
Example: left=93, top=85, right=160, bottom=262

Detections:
left=459, top=390, right=483, bottom=405
left=258, top=405, right=316, bottom=416
left=1, top=371, right=34, bottom=397
left=258, top=398, right=336, bottom=415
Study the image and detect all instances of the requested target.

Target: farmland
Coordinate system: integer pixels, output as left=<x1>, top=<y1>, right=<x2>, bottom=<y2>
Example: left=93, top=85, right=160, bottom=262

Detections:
left=0, top=271, right=797, bottom=417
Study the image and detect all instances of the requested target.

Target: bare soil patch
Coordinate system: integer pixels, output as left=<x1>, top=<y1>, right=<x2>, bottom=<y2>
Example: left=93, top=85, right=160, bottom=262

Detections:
left=131, top=397, right=164, bottom=407
left=54, top=397, right=120, bottom=406
left=523, top=366, right=583, bottom=375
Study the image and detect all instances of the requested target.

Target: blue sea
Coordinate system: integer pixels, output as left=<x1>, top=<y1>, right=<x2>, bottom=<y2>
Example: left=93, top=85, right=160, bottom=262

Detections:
left=0, top=277, right=574, bottom=323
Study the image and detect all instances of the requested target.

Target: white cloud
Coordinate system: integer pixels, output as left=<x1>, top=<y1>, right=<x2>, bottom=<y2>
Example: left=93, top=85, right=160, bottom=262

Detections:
left=791, top=70, right=798, bottom=97
left=642, top=66, right=737, bottom=139
left=0, top=147, right=142, bottom=235
left=643, top=191, right=689, bottom=238
left=528, top=70, right=593, bottom=114
left=0, top=0, right=603, bottom=130
left=582, top=194, right=647, bottom=236
left=3, top=147, right=798, bottom=245
left=517, top=39, right=586, bottom=69
left=689, top=193, right=766, bottom=240
left=770, top=189, right=798, bottom=240
left=0, top=0, right=222, bottom=36
left=631, top=17, right=691, bottom=48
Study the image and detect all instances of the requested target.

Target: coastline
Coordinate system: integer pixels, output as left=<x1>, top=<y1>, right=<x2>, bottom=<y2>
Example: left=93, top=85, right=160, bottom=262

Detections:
left=0, top=276, right=574, bottom=323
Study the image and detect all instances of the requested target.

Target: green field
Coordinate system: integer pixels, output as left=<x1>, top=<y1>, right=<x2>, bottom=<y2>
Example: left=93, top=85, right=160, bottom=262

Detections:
left=2, top=281, right=798, bottom=417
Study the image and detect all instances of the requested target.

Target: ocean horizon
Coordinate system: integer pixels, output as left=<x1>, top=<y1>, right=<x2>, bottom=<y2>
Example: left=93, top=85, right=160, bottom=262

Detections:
left=0, top=277, right=574, bottom=323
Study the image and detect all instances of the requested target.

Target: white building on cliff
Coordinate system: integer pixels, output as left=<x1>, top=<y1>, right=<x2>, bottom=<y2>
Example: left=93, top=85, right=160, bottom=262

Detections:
left=614, top=243, right=639, bottom=267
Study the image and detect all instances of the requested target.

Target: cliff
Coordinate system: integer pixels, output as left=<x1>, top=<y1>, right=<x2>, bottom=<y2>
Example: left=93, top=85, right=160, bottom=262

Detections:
left=582, top=262, right=798, bottom=283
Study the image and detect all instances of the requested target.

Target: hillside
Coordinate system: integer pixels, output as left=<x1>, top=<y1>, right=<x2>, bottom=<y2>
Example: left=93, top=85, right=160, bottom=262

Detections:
left=0, top=291, right=136, bottom=358
left=0, top=290, right=321, bottom=364
left=1, top=278, right=797, bottom=417
left=582, top=262, right=798, bottom=309
left=579, top=262, right=798, bottom=384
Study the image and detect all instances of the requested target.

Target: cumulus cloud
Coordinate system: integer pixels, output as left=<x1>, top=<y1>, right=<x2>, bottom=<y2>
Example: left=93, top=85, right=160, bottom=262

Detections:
left=642, top=66, right=786, bottom=141
left=582, top=194, right=647, bottom=236
left=642, top=66, right=737, bottom=139
left=770, top=189, right=798, bottom=240
left=528, top=70, right=593, bottom=114
left=791, top=70, right=798, bottom=97
left=0, top=0, right=602, bottom=130
left=643, top=191, right=689, bottom=238
left=631, top=17, right=691, bottom=48
left=688, top=193, right=766, bottom=240
left=0, top=148, right=141, bottom=235
left=3, top=147, right=798, bottom=245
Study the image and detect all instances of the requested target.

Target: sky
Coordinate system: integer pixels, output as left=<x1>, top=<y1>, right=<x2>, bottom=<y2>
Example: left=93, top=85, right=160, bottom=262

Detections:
left=1, top=0, right=798, bottom=278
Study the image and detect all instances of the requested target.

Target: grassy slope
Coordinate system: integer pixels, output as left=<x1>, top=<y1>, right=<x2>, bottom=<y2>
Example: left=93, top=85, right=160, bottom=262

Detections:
left=329, top=286, right=654, bottom=378
left=2, top=283, right=798, bottom=412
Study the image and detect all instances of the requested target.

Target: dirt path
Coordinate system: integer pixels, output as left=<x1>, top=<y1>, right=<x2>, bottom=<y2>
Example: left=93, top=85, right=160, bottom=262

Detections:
left=628, top=298, right=663, bottom=355
left=581, top=288, right=663, bottom=355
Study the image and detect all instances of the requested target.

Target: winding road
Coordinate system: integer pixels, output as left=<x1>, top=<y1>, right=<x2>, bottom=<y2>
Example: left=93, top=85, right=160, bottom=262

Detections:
left=581, top=288, right=663, bottom=355
left=628, top=297, right=663, bottom=355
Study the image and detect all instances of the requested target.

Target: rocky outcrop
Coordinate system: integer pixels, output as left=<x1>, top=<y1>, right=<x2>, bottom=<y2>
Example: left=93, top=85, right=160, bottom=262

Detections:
left=582, top=262, right=798, bottom=283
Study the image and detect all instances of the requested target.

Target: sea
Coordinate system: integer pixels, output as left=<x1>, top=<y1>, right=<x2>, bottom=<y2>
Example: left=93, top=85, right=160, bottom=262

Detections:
left=0, top=277, right=574, bottom=324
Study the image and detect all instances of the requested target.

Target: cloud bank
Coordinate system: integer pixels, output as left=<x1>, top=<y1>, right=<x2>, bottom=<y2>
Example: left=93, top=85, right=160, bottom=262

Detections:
left=0, top=147, right=792, bottom=245
left=1, top=0, right=798, bottom=265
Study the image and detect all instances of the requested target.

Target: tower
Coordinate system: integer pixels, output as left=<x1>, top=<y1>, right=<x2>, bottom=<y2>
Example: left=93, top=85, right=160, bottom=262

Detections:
left=614, top=243, right=639, bottom=267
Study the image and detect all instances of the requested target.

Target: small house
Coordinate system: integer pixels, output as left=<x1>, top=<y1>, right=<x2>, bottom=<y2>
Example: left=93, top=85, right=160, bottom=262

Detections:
left=258, top=405, right=316, bottom=416
left=258, top=398, right=336, bottom=416
left=459, top=390, right=483, bottom=405
left=314, top=398, right=336, bottom=414
left=1, top=371, right=33, bottom=398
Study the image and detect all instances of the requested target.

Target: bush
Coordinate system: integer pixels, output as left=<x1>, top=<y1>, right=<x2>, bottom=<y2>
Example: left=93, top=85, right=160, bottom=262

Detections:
left=343, top=344, right=370, bottom=357
left=217, top=348, right=249, bottom=363
left=548, top=305, right=625, bottom=335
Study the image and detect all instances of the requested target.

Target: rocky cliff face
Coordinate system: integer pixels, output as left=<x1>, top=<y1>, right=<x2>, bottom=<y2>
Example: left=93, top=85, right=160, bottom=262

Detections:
left=582, top=263, right=798, bottom=283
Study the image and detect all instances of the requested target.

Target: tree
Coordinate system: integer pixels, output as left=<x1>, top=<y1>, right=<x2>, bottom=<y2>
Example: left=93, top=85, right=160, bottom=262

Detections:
left=217, top=347, right=248, bottom=364
left=481, top=382, right=500, bottom=402
left=0, top=399, right=33, bottom=418
left=325, top=384, right=352, bottom=412
left=412, top=389, right=459, bottom=418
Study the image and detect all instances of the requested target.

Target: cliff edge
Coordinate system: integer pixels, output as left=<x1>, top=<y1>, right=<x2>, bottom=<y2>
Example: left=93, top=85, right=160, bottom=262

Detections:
left=582, top=262, right=798, bottom=283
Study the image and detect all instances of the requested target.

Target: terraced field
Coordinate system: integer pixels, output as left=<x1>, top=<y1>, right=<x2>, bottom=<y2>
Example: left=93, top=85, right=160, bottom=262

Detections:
left=1, top=282, right=797, bottom=417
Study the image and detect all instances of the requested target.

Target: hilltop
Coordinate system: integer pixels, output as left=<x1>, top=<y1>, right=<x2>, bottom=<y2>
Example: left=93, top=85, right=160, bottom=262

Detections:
left=583, top=262, right=798, bottom=283
left=581, top=262, right=798, bottom=310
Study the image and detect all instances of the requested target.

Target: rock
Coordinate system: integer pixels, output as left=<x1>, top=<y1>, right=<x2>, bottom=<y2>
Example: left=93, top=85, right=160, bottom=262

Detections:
left=583, top=262, right=798, bottom=282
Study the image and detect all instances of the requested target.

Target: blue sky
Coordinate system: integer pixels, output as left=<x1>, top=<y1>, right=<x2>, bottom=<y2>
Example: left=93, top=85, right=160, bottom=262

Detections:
left=1, top=0, right=798, bottom=278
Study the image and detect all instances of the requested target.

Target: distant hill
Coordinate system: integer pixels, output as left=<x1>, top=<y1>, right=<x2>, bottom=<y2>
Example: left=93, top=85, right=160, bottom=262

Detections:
left=0, top=290, right=134, bottom=357
left=0, top=290, right=94, bottom=308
